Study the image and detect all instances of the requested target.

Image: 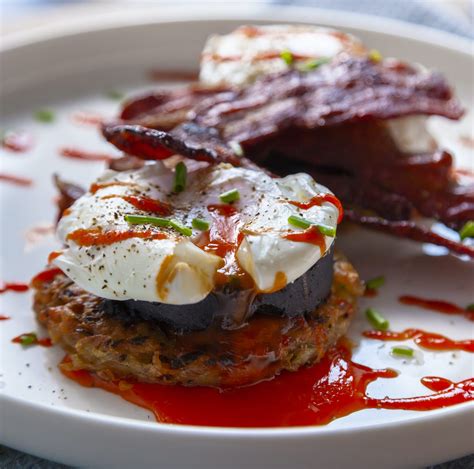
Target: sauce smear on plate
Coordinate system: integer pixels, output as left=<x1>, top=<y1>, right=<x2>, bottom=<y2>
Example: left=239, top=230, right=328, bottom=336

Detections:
left=363, top=328, right=474, bottom=353
left=60, top=147, right=114, bottom=162
left=0, top=282, right=29, bottom=294
left=1, top=131, right=33, bottom=153
left=399, top=295, right=474, bottom=321
left=61, top=342, right=474, bottom=427
left=0, top=174, right=33, bottom=186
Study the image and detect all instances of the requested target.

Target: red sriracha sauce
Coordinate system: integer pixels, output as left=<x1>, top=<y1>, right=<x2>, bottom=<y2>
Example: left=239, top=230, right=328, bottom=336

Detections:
left=60, top=341, right=474, bottom=427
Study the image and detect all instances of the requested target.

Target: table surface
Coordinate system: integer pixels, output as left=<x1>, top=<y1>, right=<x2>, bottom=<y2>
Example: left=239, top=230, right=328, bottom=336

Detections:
left=0, top=1, right=472, bottom=468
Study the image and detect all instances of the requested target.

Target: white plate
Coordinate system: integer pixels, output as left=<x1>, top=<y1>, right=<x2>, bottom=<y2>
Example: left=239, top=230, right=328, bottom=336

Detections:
left=0, top=6, right=473, bottom=469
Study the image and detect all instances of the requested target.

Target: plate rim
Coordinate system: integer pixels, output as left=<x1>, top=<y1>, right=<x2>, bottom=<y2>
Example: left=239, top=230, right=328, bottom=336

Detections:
left=1, top=4, right=472, bottom=57
left=1, top=4, right=473, bottom=439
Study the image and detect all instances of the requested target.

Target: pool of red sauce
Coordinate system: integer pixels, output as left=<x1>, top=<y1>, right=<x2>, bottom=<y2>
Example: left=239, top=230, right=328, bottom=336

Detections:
left=0, top=315, right=11, bottom=321
left=60, top=147, right=115, bottom=162
left=60, top=341, right=473, bottom=427
left=363, top=329, right=474, bottom=353
left=0, top=173, right=33, bottom=186
left=399, top=295, right=474, bottom=321
left=0, top=282, right=29, bottom=294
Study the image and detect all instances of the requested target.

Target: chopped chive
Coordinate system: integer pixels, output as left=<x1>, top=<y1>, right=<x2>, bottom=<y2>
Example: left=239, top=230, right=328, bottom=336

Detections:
left=34, top=109, right=55, bottom=123
left=228, top=141, right=244, bottom=157
left=192, top=218, right=210, bottom=231
left=280, top=50, right=294, bottom=65
left=125, top=214, right=171, bottom=227
left=173, top=162, right=187, bottom=193
left=169, top=219, right=192, bottom=237
left=459, top=220, right=474, bottom=240
left=365, top=308, right=389, bottom=331
left=219, top=188, right=240, bottom=204
left=466, top=303, right=474, bottom=311
left=288, top=215, right=312, bottom=229
left=391, top=346, right=415, bottom=358
left=298, top=57, right=330, bottom=71
left=106, top=89, right=124, bottom=100
left=18, top=333, right=37, bottom=346
left=316, top=224, right=336, bottom=237
left=366, top=276, right=385, bottom=290
left=288, top=216, right=336, bottom=236
left=369, top=49, right=382, bottom=63
left=125, top=214, right=191, bottom=236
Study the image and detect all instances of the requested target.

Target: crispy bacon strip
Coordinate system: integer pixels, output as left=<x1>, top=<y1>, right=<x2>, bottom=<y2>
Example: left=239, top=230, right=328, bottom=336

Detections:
left=193, top=57, right=463, bottom=143
left=345, top=210, right=474, bottom=258
left=102, top=123, right=240, bottom=165
left=120, top=87, right=229, bottom=130
left=120, top=57, right=463, bottom=138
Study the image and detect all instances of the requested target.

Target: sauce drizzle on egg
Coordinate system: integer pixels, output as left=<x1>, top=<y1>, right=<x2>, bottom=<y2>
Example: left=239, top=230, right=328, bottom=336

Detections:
left=67, top=228, right=168, bottom=247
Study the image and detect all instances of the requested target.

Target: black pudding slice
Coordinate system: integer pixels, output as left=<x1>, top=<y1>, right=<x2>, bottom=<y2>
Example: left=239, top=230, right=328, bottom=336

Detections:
left=103, top=246, right=334, bottom=331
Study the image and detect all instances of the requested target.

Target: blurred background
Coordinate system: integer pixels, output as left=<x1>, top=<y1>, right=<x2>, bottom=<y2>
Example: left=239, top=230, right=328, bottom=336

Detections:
left=1, top=0, right=473, bottom=38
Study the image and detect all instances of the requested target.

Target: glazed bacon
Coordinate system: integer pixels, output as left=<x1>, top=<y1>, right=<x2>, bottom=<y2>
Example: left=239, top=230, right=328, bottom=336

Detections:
left=120, top=87, right=227, bottom=131
left=117, top=56, right=463, bottom=137
left=102, top=56, right=473, bottom=257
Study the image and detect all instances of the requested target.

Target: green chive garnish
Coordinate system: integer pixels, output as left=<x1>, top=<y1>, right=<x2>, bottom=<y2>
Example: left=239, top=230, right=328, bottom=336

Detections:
left=125, top=214, right=191, bottom=237
left=34, top=109, right=55, bottom=123
left=169, top=219, right=192, bottom=237
left=106, top=90, right=124, bottom=100
left=125, top=214, right=171, bottom=227
left=228, top=141, right=244, bottom=157
left=316, top=224, right=336, bottom=237
left=298, top=57, right=330, bottom=71
left=19, top=333, right=37, bottom=346
left=192, top=218, right=210, bottom=231
left=366, top=276, right=385, bottom=290
left=219, top=188, right=240, bottom=204
left=369, top=49, right=382, bottom=63
left=391, top=346, right=415, bottom=358
left=365, top=308, right=389, bottom=331
left=288, top=216, right=336, bottom=236
left=288, top=215, right=312, bottom=229
left=280, top=50, right=294, bottom=65
left=466, top=304, right=474, bottom=311
left=459, top=220, right=474, bottom=240
left=173, top=162, right=187, bottom=193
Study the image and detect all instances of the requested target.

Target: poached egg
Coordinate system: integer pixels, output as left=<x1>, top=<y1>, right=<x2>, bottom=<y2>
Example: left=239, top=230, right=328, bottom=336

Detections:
left=54, top=162, right=339, bottom=305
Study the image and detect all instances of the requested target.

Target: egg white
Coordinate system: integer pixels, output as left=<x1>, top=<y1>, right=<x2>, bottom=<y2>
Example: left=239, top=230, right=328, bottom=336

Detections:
left=199, top=24, right=366, bottom=88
